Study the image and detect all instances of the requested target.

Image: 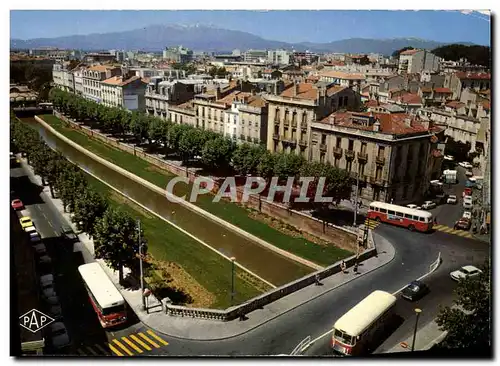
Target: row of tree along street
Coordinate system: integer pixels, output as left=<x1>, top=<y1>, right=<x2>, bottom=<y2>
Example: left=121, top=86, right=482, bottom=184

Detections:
left=11, top=112, right=147, bottom=283
left=48, top=88, right=353, bottom=207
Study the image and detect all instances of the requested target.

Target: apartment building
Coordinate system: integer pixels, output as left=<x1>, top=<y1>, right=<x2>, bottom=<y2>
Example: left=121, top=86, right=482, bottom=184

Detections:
left=162, top=46, right=193, bottom=63
left=100, top=75, right=147, bottom=111
left=443, top=72, right=491, bottom=100
left=418, top=86, right=453, bottom=106
left=52, top=62, right=75, bottom=93
left=265, top=81, right=361, bottom=158
left=268, top=49, right=292, bottom=65
left=145, top=78, right=198, bottom=118
left=309, top=111, right=444, bottom=205
left=319, top=70, right=365, bottom=92
left=82, top=65, right=121, bottom=103
left=72, top=66, right=85, bottom=95
left=244, top=49, right=268, bottom=63
left=398, top=49, right=441, bottom=75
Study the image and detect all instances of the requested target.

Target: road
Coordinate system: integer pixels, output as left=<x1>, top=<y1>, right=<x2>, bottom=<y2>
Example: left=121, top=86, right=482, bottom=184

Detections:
left=11, top=162, right=490, bottom=357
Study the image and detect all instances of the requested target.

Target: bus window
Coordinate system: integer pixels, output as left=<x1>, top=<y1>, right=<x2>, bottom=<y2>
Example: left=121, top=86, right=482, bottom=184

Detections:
left=387, top=210, right=395, bottom=215
left=334, top=329, right=355, bottom=345
left=369, top=205, right=376, bottom=211
left=404, top=213, right=412, bottom=219
left=419, top=217, right=425, bottom=222
left=380, top=208, right=387, bottom=213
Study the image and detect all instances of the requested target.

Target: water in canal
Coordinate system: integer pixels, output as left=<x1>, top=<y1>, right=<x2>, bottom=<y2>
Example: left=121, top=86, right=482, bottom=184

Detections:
left=23, top=117, right=313, bottom=285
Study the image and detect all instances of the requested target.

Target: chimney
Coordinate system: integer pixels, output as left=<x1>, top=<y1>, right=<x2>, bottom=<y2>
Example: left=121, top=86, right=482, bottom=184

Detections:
left=294, top=81, right=300, bottom=96
left=329, top=114, right=336, bottom=124
left=404, top=117, right=412, bottom=127
left=216, top=86, right=221, bottom=100
left=373, top=119, right=381, bottom=132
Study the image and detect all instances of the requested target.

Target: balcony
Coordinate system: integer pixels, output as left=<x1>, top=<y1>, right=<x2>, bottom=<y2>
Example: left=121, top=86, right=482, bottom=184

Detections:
left=273, top=133, right=280, bottom=140
left=292, top=121, right=297, bottom=128
left=333, top=147, right=342, bottom=157
left=299, top=139, right=308, bottom=147
left=376, top=155, right=386, bottom=165
left=369, top=176, right=386, bottom=186
left=320, top=143, right=327, bottom=152
left=357, top=151, right=368, bottom=162
left=284, top=120, right=290, bottom=127
left=345, top=149, right=355, bottom=159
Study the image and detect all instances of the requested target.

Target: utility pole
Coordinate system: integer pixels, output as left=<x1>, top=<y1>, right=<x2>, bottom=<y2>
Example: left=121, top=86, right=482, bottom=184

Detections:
left=137, top=219, right=146, bottom=311
left=353, top=163, right=360, bottom=227
left=230, top=257, right=236, bottom=306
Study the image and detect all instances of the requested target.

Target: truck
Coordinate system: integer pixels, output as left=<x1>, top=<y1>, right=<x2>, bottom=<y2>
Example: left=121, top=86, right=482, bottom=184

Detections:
left=443, top=170, right=457, bottom=184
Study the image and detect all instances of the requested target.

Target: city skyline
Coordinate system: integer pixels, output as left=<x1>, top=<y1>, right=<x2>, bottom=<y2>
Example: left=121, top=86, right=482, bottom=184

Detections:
left=10, top=10, right=491, bottom=45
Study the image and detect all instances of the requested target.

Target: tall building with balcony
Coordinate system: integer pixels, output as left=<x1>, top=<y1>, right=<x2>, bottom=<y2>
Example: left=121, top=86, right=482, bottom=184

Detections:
left=266, top=82, right=361, bottom=158
left=145, top=78, right=198, bottom=119
left=100, top=75, right=147, bottom=111
left=268, top=49, right=292, bottom=66
left=52, top=62, right=75, bottom=93
left=82, top=65, right=121, bottom=103
left=243, top=49, right=268, bottom=63
left=398, top=49, right=441, bottom=75
left=310, top=111, right=444, bottom=205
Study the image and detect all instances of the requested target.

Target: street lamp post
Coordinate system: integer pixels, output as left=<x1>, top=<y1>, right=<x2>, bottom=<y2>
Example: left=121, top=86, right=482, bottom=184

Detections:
left=353, top=163, right=360, bottom=227
left=230, top=257, right=236, bottom=306
left=137, top=219, right=146, bottom=311
left=411, top=308, right=422, bottom=352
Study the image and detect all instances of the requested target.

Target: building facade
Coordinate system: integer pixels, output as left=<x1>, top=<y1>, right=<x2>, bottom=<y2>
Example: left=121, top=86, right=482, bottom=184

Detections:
left=309, top=111, right=443, bottom=205
left=52, top=63, right=75, bottom=92
left=398, top=49, right=441, bottom=75
left=267, top=49, right=292, bottom=65
left=100, top=75, right=147, bottom=111
left=163, top=46, right=193, bottom=63
left=82, top=65, right=121, bottom=103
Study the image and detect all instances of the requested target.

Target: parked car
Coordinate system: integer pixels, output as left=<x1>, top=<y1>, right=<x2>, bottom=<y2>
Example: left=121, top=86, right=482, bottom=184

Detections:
left=462, top=211, right=472, bottom=220
left=33, top=243, right=47, bottom=256
left=406, top=204, right=418, bottom=209
left=60, top=224, right=78, bottom=242
left=19, top=216, right=34, bottom=230
left=48, top=322, right=71, bottom=349
left=454, top=218, right=471, bottom=231
left=459, top=161, right=473, bottom=169
left=401, top=280, right=429, bottom=301
left=40, top=274, right=57, bottom=299
left=463, top=188, right=472, bottom=197
left=447, top=195, right=457, bottom=204
left=44, top=295, right=61, bottom=306
left=422, top=201, right=436, bottom=210
left=25, top=226, right=39, bottom=237
left=30, top=233, right=42, bottom=244
left=465, top=170, right=473, bottom=177
left=450, top=265, right=482, bottom=281
left=11, top=199, right=24, bottom=210
left=463, top=201, right=473, bottom=209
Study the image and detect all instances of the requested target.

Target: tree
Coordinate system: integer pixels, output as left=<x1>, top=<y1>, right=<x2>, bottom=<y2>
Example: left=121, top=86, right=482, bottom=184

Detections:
left=257, top=150, right=277, bottom=182
left=178, top=128, right=206, bottom=163
left=435, top=260, right=491, bottom=351
left=148, top=117, right=170, bottom=146
left=432, top=44, right=491, bottom=67
left=130, top=112, right=150, bottom=143
left=55, top=165, right=88, bottom=213
left=392, top=47, right=415, bottom=58
left=167, top=123, right=191, bottom=152
left=444, top=137, right=471, bottom=162
left=232, top=144, right=266, bottom=176
left=93, top=207, right=145, bottom=284
left=273, top=152, right=305, bottom=182
left=201, top=137, right=235, bottom=170
left=72, top=187, right=109, bottom=239
left=359, top=55, right=371, bottom=65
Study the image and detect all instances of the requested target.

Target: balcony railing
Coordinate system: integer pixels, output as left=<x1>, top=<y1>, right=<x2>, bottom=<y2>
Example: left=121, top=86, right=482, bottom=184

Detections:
left=333, top=147, right=342, bottom=156
left=345, top=149, right=355, bottom=159
left=284, top=120, right=290, bottom=127
left=357, top=152, right=368, bottom=161
left=369, top=176, right=386, bottom=186
left=292, top=121, right=297, bottom=128
left=299, top=139, right=308, bottom=147
left=320, top=143, right=327, bottom=151
left=376, top=155, right=386, bottom=165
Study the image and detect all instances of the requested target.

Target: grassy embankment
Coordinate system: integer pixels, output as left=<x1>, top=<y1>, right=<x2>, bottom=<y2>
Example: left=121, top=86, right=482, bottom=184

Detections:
left=40, top=114, right=352, bottom=266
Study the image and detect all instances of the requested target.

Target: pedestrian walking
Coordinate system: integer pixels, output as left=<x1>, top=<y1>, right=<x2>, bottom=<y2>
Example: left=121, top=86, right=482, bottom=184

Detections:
left=353, top=262, right=359, bottom=274
left=434, top=216, right=438, bottom=225
left=340, top=260, right=347, bottom=273
left=314, top=274, right=321, bottom=286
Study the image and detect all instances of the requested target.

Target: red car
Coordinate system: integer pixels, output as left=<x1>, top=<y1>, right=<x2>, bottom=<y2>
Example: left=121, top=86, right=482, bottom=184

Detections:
left=463, top=188, right=472, bottom=197
left=11, top=199, right=24, bottom=210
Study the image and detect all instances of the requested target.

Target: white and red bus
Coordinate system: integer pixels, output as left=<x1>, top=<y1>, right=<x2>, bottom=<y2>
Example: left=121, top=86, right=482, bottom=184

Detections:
left=331, top=290, right=397, bottom=356
left=78, top=263, right=127, bottom=328
left=367, top=201, right=433, bottom=232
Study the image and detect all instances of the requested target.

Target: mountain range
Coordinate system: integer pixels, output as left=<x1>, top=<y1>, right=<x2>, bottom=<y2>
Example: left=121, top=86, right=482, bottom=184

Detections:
left=10, top=24, right=474, bottom=55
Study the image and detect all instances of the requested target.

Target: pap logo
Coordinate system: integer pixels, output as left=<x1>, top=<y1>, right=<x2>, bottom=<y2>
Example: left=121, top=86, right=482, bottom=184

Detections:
left=19, top=309, right=55, bottom=333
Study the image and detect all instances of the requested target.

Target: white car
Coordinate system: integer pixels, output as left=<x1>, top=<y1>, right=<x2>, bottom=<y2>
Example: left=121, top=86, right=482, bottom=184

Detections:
left=465, top=170, right=473, bottom=177
left=463, top=201, right=473, bottom=209
left=462, top=211, right=472, bottom=220
left=48, top=322, right=71, bottom=349
left=444, top=155, right=455, bottom=161
left=406, top=204, right=418, bottom=209
left=450, top=265, right=482, bottom=281
left=447, top=195, right=457, bottom=204
left=422, top=201, right=436, bottom=210
left=459, top=161, right=473, bottom=169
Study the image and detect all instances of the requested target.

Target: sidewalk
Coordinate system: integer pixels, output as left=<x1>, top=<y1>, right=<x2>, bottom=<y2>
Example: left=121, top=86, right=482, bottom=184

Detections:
left=21, top=157, right=396, bottom=341
left=386, top=319, right=447, bottom=353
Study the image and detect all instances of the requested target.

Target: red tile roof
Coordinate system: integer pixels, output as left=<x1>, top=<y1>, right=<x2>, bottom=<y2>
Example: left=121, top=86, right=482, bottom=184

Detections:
left=456, top=72, right=491, bottom=80
left=400, top=49, right=420, bottom=56
left=394, top=93, right=422, bottom=105
left=446, top=101, right=465, bottom=109
left=102, top=75, right=142, bottom=87
left=365, top=100, right=380, bottom=107
left=320, top=70, right=366, bottom=80
left=319, top=111, right=431, bottom=136
left=483, top=101, right=490, bottom=110
left=434, top=87, right=452, bottom=94
left=420, top=87, right=432, bottom=93
left=280, top=83, right=319, bottom=100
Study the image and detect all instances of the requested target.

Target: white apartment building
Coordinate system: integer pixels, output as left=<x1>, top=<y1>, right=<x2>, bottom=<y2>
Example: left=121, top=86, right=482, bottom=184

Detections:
left=319, top=70, right=366, bottom=92
left=268, top=49, right=292, bottom=65
left=72, top=67, right=85, bottom=95
left=223, top=96, right=268, bottom=144
left=398, top=49, right=441, bottom=75
left=82, top=65, right=121, bottom=103
left=52, top=63, right=75, bottom=93
left=100, top=75, right=147, bottom=111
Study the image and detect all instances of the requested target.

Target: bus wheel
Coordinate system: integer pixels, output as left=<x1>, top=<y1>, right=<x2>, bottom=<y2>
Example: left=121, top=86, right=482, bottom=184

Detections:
left=408, top=225, right=415, bottom=231
left=375, top=217, right=381, bottom=222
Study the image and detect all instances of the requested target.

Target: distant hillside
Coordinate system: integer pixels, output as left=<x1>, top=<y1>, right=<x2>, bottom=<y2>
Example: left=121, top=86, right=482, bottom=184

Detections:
left=10, top=24, right=476, bottom=55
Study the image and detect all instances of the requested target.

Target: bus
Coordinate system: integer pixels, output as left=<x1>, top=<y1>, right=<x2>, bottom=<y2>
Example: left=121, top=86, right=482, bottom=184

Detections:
left=331, top=290, right=397, bottom=356
left=78, top=263, right=127, bottom=328
left=38, top=102, right=53, bottom=109
left=367, top=201, right=433, bottom=232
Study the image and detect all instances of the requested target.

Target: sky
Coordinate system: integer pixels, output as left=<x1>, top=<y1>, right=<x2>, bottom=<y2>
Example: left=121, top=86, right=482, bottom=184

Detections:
left=10, top=10, right=491, bottom=45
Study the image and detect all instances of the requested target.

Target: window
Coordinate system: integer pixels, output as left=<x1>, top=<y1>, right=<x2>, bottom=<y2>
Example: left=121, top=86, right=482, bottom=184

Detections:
left=379, top=208, right=387, bottom=213
left=361, top=142, right=367, bottom=154
left=388, top=210, right=395, bottom=215
left=336, top=137, right=342, bottom=148
left=348, top=139, right=354, bottom=150
left=378, top=145, right=385, bottom=158
left=321, top=134, right=327, bottom=144
left=302, top=113, right=307, bottom=124
left=275, top=108, right=280, bottom=122
left=376, top=167, right=383, bottom=180
left=320, top=153, right=325, bottom=163
left=404, top=213, right=413, bottom=219
left=334, top=157, right=340, bottom=168
left=284, top=110, right=289, bottom=122
left=292, top=112, right=297, bottom=123
left=419, top=217, right=426, bottom=222
left=360, top=163, right=365, bottom=176
left=346, top=160, right=352, bottom=173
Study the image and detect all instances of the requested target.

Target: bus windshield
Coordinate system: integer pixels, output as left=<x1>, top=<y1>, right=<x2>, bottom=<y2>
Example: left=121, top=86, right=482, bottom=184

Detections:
left=334, top=329, right=355, bottom=345
left=102, top=304, right=126, bottom=316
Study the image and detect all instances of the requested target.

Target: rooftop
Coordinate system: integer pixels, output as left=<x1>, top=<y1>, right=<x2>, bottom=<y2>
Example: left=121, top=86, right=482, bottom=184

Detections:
left=318, top=110, right=435, bottom=137
left=400, top=49, right=421, bottom=56
left=320, top=70, right=366, bottom=80
left=102, top=75, right=143, bottom=87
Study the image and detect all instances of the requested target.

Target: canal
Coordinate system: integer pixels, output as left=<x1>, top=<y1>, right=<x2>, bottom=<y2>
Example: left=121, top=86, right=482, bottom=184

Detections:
left=23, top=117, right=313, bottom=285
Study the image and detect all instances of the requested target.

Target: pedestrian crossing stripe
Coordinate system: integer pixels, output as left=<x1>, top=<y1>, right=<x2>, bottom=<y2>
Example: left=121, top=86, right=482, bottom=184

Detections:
left=138, top=332, right=160, bottom=348
left=433, top=225, right=473, bottom=238
left=76, top=330, right=168, bottom=356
